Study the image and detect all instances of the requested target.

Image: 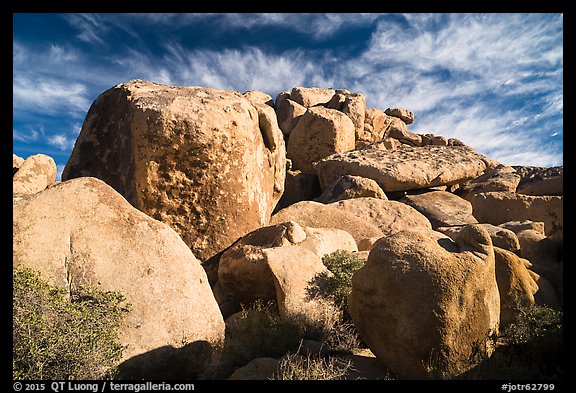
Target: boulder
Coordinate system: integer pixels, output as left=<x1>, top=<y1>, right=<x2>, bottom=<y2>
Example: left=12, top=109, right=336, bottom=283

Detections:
left=427, top=134, right=449, bottom=146
left=314, top=175, right=387, bottom=204
left=331, top=198, right=432, bottom=236
left=13, top=153, right=25, bottom=175
left=242, top=90, right=274, bottom=107
left=228, top=357, right=280, bottom=380
left=13, top=177, right=225, bottom=378
left=275, top=98, right=307, bottom=136
left=13, top=153, right=57, bottom=195
left=340, top=92, right=366, bottom=143
left=62, top=80, right=286, bottom=262
left=438, top=223, right=520, bottom=254
left=514, top=166, right=563, bottom=196
left=298, top=226, right=358, bottom=258
left=467, top=192, right=563, bottom=237
left=217, top=221, right=340, bottom=324
left=266, top=246, right=339, bottom=323
left=499, top=221, right=562, bottom=267
left=384, top=107, right=414, bottom=125
left=360, top=108, right=388, bottom=147
left=386, top=123, right=422, bottom=146
left=290, top=86, right=335, bottom=108
left=271, top=201, right=384, bottom=244
left=287, top=106, right=356, bottom=174
left=271, top=198, right=432, bottom=245
left=448, top=137, right=467, bottom=146
left=314, top=144, right=492, bottom=193
left=349, top=225, right=500, bottom=379
left=457, top=164, right=521, bottom=198
left=493, top=247, right=539, bottom=329
left=400, top=190, right=478, bottom=228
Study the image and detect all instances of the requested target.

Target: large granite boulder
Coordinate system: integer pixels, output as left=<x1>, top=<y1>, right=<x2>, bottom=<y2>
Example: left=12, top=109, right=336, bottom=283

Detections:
left=400, top=190, right=478, bottom=228
left=13, top=177, right=225, bottom=379
left=457, top=164, right=521, bottom=198
left=287, top=106, right=356, bottom=174
left=62, top=80, right=286, bottom=262
left=467, top=192, right=563, bottom=237
left=514, top=166, right=563, bottom=196
left=314, top=144, right=494, bottom=193
left=493, top=247, right=557, bottom=329
left=217, top=221, right=346, bottom=325
left=271, top=198, right=431, bottom=245
left=349, top=225, right=500, bottom=379
left=271, top=200, right=385, bottom=244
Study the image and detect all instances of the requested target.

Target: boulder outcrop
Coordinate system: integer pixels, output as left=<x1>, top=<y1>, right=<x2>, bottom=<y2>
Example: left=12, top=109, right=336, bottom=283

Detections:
left=62, top=80, right=286, bottom=262
left=467, top=192, right=563, bottom=237
left=315, top=144, right=493, bottom=193
left=349, top=225, right=500, bottom=379
left=13, top=177, right=225, bottom=378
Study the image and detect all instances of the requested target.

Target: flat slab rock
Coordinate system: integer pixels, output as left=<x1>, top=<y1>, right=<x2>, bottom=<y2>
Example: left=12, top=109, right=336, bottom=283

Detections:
left=314, top=143, right=494, bottom=192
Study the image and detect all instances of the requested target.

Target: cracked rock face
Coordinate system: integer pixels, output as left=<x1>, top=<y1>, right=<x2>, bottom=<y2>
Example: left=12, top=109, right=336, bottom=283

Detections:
left=314, top=143, right=493, bottom=193
left=12, top=177, right=225, bottom=378
left=63, top=80, right=286, bottom=262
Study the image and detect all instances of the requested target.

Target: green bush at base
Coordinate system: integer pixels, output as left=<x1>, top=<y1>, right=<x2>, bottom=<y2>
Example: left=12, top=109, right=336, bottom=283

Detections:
left=13, top=267, right=129, bottom=380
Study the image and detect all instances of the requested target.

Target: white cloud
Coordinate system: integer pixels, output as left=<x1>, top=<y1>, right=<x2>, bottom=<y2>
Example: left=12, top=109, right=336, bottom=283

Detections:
left=125, top=13, right=381, bottom=40
left=47, top=133, right=76, bottom=151
left=159, top=44, right=334, bottom=95
left=13, top=13, right=562, bottom=168
left=66, top=13, right=108, bottom=45
left=13, top=127, right=41, bottom=143
left=342, top=13, right=563, bottom=167
left=13, top=75, right=91, bottom=116
left=48, top=44, right=80, bottom=64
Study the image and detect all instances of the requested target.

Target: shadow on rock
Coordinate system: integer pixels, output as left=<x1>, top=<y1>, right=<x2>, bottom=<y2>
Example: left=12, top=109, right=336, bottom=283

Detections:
left=117, top=340, right=216, bottom=380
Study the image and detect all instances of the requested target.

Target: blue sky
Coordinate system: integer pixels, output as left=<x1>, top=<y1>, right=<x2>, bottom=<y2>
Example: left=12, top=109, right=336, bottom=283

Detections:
left=13, top=13, right=563, bottom=179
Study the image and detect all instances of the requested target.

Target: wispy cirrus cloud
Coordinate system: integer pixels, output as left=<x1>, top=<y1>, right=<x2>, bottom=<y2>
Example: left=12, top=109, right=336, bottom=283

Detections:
left=122, top=13, right=381, bottom=41
left=159, top=44, right=334, bottom=94
left=14, top=13, right=562, bottom=168
left=13, top=127, right=42, bottom=143
left=13, top=74, right=91, bottom=117
left=344, top=13, right=563, bottom=166
left=65, top=13, right=108, bottom=45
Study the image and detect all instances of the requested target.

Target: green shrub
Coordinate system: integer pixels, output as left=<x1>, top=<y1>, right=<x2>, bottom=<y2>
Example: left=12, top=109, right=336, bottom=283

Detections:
left=318, top=250, right=365, bottom=311
left=458, top=304, right=563, bottom=380
left=13, top=267, right=129, bottom=380
left=496, top=304, right=563, bottom=379
left=304, top=250, right=364, bottom=352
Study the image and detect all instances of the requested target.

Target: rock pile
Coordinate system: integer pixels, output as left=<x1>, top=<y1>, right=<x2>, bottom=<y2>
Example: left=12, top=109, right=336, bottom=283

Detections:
left=13, top=81, right=562, bottom=380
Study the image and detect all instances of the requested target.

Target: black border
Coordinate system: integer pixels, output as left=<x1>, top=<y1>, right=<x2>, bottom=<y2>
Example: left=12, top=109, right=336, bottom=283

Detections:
left=7, top=4, right=569, bottom=390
